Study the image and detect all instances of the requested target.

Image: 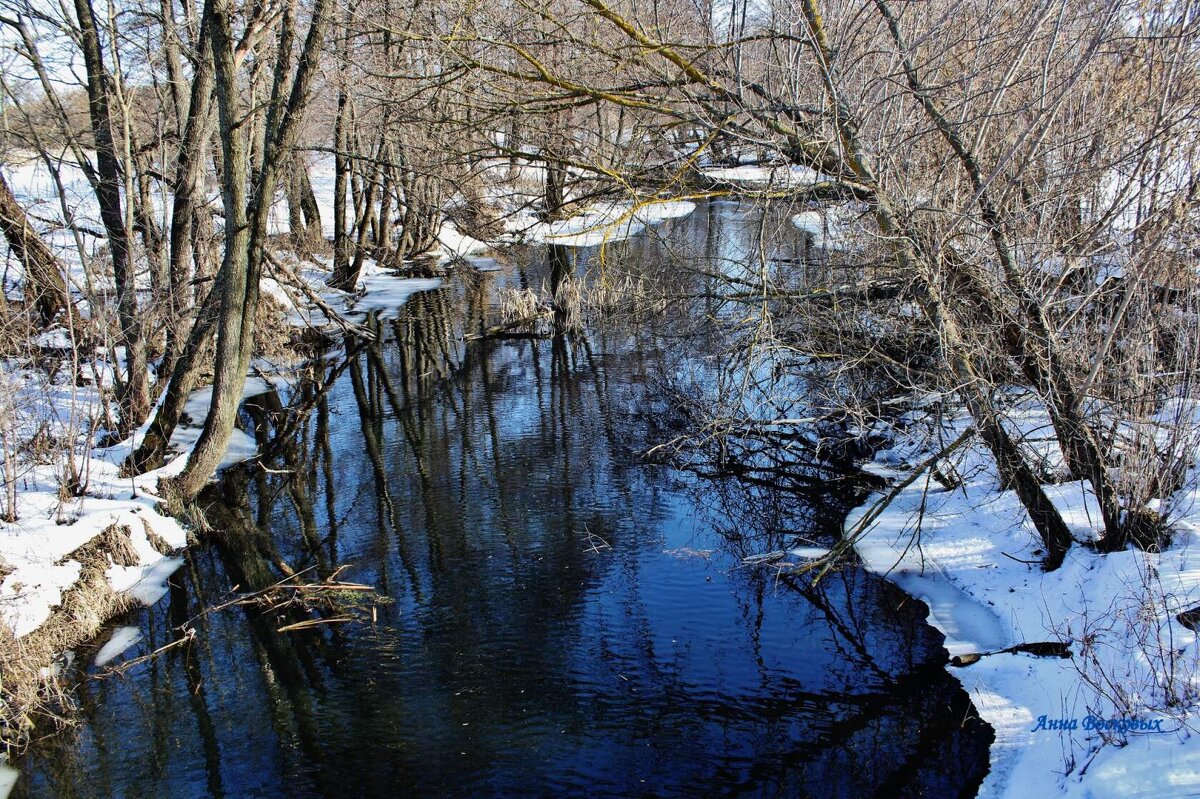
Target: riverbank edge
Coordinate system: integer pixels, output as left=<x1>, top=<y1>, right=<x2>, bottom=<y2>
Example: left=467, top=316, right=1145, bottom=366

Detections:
left=849, top=406, right=1200, bottom=799
left=0, top=184, right=686, bottom=755
left=0, top=258, right=456, bottom=755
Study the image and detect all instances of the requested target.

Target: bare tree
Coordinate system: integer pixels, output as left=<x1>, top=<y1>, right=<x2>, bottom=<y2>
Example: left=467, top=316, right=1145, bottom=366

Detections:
left=168, top=0, right=333, bottom=499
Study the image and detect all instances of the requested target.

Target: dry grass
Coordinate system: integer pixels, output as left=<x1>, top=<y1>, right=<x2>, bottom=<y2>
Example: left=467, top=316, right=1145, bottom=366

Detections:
left=252, top=288, right=301, bottom=365
left=499, top=286, right=546, bottom=331
left=552, top=276, right=583, bottom=334
left=496, top=279, right=589, bottom=335
left=586, top=272, right=666, bottom=320
left=445, top=176, right=505, bottom=242
left=0, top=523, right=145, bottom=754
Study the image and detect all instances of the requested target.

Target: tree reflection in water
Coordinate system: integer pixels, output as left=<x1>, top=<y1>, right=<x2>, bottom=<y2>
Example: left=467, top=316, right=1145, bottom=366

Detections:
left=14, top=204, right=992, bottom=799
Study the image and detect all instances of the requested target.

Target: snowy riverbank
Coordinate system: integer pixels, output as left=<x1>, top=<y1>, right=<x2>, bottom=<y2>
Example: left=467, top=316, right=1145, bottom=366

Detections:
left=0, top=231, right=481, bottom=754
left=852, top=402, right=1200, bottom=797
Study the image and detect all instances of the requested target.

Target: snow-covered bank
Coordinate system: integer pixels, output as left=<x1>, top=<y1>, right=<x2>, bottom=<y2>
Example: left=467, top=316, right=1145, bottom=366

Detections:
left=852, top=407, right=1200, bottom=798
left=0, top=363, right=304, bottom=650
left=1, top=242, right=450, bottom=758
left=2, top=258, right=445, bottom=640
left=701, top=164, right=820, bottom=188
left=507, top=199, right=696, bottom=247
left=791, top=205, right=865, bottom=251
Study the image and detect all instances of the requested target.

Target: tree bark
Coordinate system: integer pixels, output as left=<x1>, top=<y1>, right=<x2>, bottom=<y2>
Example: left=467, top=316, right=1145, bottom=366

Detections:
left=329, top=91, right=353, bottom=289
left=0, top=171, right=69, bottom=327
left=285, top=151, right=322, bottom=245
left=73, top=0, right=150, bottom=433
left=876, top=0, right=1126, bottom=546
left=164, top=12, right=216, bottom=377
left=124, top=275, right=222, bottom=474
left=797, top=0, right=1073, bottom=567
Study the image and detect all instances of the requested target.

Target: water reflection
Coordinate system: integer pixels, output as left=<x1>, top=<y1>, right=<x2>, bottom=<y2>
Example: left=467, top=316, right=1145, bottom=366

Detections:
left=13, top=202, right=991, bottom=798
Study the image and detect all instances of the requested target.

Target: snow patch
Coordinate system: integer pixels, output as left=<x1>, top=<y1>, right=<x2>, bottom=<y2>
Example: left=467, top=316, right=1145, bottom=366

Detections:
left=518, top=200, right=696, bottom=248
left=93, top=626, right=142, bottom=667
left=0, top=762, right=17, bottom=799
left=701, top=164, right=820, bottom=187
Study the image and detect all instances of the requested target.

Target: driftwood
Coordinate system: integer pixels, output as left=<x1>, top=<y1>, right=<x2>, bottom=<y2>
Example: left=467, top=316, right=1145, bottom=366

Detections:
left=1176, top=606, right=1200, bottom=631
left=463, top=317, right=553, bottom=341
left=96, top=564, right=385, bottom=678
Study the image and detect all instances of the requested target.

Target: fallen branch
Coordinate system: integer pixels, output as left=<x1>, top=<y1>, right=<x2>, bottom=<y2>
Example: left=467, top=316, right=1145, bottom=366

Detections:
left=100, top=629, right=196, bottom=677
left=94, top=565, right=387, bottom=676
left=809, top=425, right=977, bottom=584
left=263, top=250, right=375, bottom=339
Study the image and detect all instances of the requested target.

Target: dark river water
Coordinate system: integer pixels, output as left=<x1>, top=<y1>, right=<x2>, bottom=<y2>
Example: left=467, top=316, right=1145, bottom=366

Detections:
left=12, top=201, right=992, bottom=798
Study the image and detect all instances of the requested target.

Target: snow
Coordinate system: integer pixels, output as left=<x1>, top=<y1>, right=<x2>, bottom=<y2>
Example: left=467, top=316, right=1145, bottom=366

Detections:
left=351, top=274, right=442, bottom=320
left=438, top=224, right=490, bottom=261
left=92, top=626, right=142, bottom=667
left=516, top=199, right=696, bottom=248
left=0, top=481, right=188, bottom=637
left=701, top=164, right=820, bottom=188
left=790, top=206, right=863, bottom=251
left=851, top=403, right=1200, bottom=797
left=109, top=556, right=184, bottom=606
left=32, top=329, right=73, bottom=350
left=0, top=763, right=16, bottom=799
left=11, top=142, right=1200, bottom=797
left=0, top=150, right=447, bottom=650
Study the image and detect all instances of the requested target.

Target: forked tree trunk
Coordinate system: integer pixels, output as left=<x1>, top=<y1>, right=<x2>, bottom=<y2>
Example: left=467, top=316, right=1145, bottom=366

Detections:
left=124, top=276, right=222, bottom=474
left=876, top=0, right=1127, bottom=547
left=797, top=0, right=1074, bottom=568
left=286, top=152, right=322, bottom=245
left=168, top=0, right=333, bottom=500
left=164, top=19, right=216, bottom=377
left=297, top=157, right=323, bottom=237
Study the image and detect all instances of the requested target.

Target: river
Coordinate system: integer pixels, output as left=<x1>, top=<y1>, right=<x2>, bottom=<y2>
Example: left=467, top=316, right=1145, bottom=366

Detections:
left=12, top=200, right=992, bottom=798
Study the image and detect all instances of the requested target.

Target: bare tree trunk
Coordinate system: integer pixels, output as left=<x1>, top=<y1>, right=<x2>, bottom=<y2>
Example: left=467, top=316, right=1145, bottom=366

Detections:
left=543, top=159, right=565, bottom=221
left=375, top=159, right=395, bottom=258
left=134, top=147, right=168, bottom=331
left=390, top=138, right=442, bottom=261
left=286, top=166, right=306, bottom=240
left=350, top=165, right=378, bottom=280
left=875, top=0, right=1127, bottom=547
left=299, top=165, right=322, bottom=236
left=330, top=90, right=353, bottom=288
left=286, top=152, right=323, bottom=244
left=0, top=172, right=69, bottom=327
left=73, top=0, right=150, bottom=433
left=164, top=14, right=216, bottom=377
left=124, top=276, right=221, bottom=474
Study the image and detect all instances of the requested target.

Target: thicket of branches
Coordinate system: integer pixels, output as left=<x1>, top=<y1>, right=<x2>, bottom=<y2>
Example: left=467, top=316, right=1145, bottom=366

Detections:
left=0, top=0, right=1198, bottom=571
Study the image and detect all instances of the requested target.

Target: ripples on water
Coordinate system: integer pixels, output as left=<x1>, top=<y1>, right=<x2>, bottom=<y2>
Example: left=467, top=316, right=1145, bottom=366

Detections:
left=13, top=202, right=992, bottom=798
